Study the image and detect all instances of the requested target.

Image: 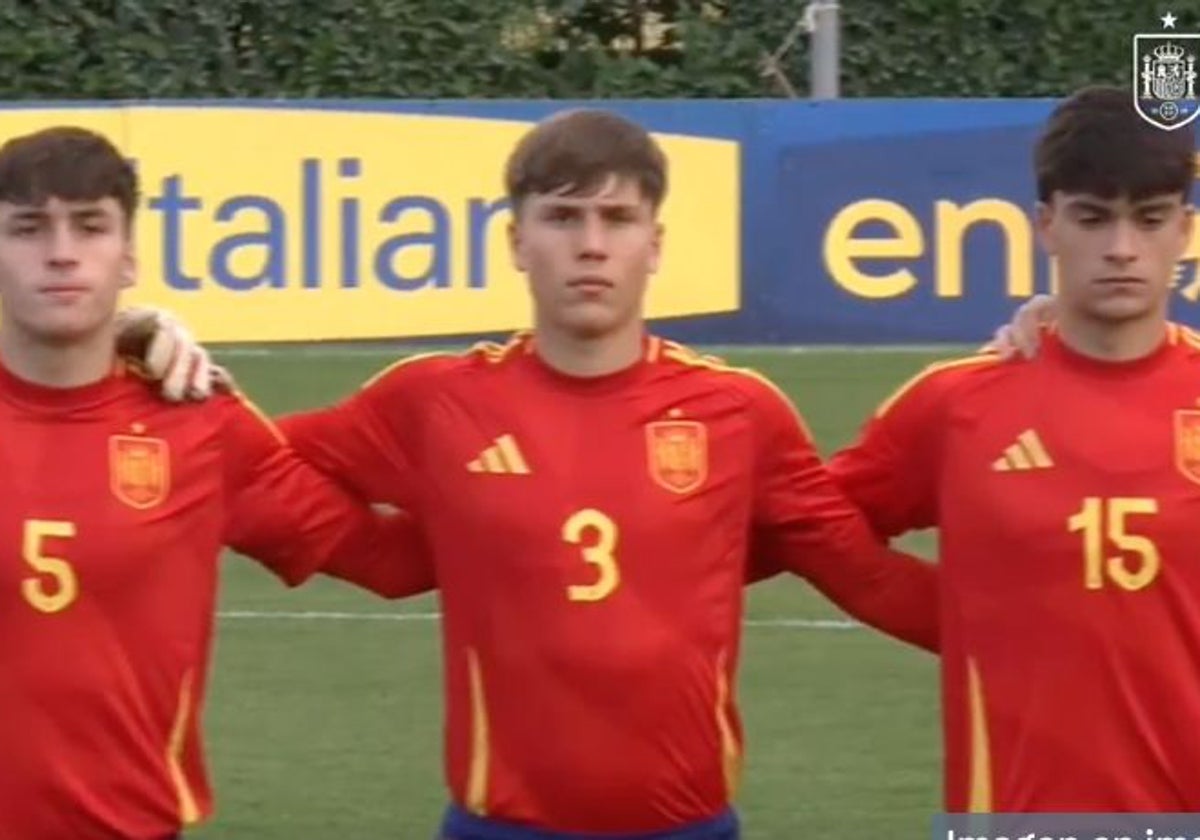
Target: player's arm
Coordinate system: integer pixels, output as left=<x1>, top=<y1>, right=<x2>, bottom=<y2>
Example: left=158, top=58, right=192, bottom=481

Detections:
left=828, top=355, right=990, bottom=540
left=826, top=375, right=943, bottom=541
left=749, top=383, right=938, bottom=652
left=221, top=393, right=436, bottom=598
left=113, top=307, right=420, bottom=510
left=274, top=380, right=415, bottom=508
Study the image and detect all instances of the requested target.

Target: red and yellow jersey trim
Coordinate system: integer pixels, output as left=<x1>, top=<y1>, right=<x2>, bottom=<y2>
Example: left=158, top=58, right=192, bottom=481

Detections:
left=966, top=657, right=993, bottom=813
left=465, top=648, right=491, bottom=816
left=359, top=334, right=530, bottom=392
left=656, top=339, right=816, bottom=442
left=875, top=353, right=1003, bottom=419
left=714, top=649, right=742, bottom=799
left=230, top=388, right=287, bottom=445
left=1174, top=322, right=1200, bottom=352
left=166, top=669, right=202, bottom=825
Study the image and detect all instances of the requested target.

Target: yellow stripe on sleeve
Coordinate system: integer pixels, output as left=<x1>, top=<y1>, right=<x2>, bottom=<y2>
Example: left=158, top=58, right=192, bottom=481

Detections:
left=659, top=342, right=816, bottom=442
left=230, top=389, right=287, bottom=445
left=875, top=354, right=1001, bottom=419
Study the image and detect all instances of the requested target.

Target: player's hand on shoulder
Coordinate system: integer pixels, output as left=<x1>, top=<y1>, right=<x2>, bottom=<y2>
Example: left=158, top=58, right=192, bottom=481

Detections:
left=984, top=293, right=1057, bottom=360
left=115, top=306, right=223, bottom=402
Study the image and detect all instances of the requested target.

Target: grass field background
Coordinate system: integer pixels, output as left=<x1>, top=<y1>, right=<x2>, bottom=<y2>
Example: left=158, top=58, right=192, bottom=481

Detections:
left=192, top=345, right=962, bottom=840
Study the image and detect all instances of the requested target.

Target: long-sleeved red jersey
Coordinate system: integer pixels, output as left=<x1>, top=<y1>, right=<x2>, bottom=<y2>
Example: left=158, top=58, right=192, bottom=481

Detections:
left=0, top=361, right=429, bottom=840
left=280, top=332, right=936, bottom=834
left=830, top=324, right=1200, bottom=812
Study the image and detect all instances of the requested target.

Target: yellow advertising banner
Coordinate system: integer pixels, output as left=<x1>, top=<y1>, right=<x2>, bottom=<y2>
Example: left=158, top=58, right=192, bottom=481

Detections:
left=0, top=106, right=741, bottom=342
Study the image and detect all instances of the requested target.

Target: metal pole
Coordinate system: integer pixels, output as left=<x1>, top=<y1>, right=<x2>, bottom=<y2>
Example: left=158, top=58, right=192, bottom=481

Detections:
left=808, top=1, right=841, bottom=99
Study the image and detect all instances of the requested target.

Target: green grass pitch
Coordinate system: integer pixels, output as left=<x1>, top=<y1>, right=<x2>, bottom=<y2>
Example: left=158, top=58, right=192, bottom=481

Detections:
left=192, top=344, right=963, bottom=839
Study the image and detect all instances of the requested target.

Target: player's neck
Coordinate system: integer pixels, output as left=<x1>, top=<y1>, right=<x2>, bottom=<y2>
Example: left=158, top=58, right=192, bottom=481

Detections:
left=0, top=323, right=117, bottom=388
left=1056, top=312, right=1169, bottom=363
left=533, top=320, right=645, bottom=378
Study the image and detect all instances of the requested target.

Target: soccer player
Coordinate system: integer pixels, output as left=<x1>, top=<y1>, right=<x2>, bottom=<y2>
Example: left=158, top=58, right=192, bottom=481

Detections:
left=265, top=109, right=938, bottom=839
left=0, top=126, right=433, bottom=839
left=828, top=86, right=1200, bottom=811
left=119, top=109, right=940, bottom=837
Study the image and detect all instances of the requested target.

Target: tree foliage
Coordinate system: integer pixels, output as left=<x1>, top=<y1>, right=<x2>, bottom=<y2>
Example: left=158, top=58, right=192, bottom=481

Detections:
left=0, top=0, right=1158, bottom=98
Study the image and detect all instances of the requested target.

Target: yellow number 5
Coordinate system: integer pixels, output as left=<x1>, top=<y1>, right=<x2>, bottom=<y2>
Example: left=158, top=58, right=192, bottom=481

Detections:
left=22, top=520, right=78, bottom=613
left=563, top=508, right=620, bottom=602
left=1068, top=497, right=1160, bottom=591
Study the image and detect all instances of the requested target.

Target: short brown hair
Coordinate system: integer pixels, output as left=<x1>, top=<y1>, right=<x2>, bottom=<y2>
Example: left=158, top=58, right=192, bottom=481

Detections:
left=1035, top=85, right=1195, bottom=203
left=0, top=126, right=139, bottom=225
left=504, top=109, right=668, bottom=211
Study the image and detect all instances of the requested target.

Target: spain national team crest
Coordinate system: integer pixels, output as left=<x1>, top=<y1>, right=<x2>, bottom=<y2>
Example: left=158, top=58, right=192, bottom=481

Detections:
left=1134, top=24, right=1200, bottom=130
left=646, top=420, right=708, bottom=494
left=109, top=434, right=171, bottom=509
left=1174, top=410, right=1200, bottom=485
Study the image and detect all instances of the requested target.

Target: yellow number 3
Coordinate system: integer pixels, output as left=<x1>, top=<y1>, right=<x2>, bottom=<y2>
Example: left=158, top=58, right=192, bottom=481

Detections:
left=563, top=508, right=620, bottom=602
left=22, top=519, right=78, bottom=613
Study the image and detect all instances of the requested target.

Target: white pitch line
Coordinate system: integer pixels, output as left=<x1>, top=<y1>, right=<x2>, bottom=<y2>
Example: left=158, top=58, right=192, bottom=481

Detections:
left=745, top=617, right=859, bottom=629
left=219, top=610, right=440, bottom=622
left=216, top=610, right=860, bottom=630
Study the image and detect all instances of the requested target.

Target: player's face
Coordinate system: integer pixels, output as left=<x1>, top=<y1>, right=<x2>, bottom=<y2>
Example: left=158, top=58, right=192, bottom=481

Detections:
left=0, top=196, right=133, bottom=344
left=1037, top=192, right=1192, bottom=324
left=510, top=175, right=662, bottom=339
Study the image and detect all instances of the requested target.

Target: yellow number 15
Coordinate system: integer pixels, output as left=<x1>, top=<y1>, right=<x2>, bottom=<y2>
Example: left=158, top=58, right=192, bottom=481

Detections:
left=21, top=519, right=78, bottom=613
left=1067, top=497, right=1160, bottom=591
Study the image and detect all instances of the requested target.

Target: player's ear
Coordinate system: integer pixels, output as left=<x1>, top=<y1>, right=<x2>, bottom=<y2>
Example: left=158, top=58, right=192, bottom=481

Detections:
left=508, top=214, right=527, bottom=273
left=648, top=221, right=663, bottom=275
left=1034, top=200, right=1058, bottom=256
left=120, top=239, right=136, bottom=290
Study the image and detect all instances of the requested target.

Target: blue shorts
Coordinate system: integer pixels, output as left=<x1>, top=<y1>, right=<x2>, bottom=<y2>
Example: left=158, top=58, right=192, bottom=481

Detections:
left=437, top=805, right=739, bottom=840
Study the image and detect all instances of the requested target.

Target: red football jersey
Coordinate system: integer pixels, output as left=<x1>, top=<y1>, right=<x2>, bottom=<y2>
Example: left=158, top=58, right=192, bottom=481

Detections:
left=280, top=332, right=936, bottom=833
left=0, top=361, right=429, bottom=840
left=829, top=325, right=1200, bottom=812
